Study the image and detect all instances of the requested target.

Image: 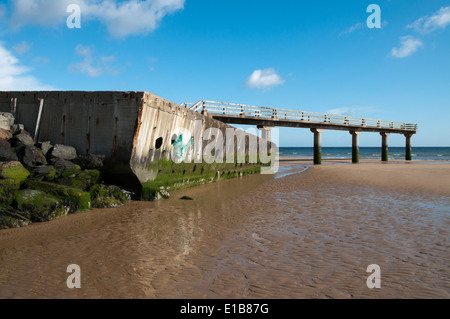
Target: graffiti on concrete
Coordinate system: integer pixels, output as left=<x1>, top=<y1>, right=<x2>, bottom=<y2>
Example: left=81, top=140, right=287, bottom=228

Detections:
left=171, top=134, right=194, bottom=163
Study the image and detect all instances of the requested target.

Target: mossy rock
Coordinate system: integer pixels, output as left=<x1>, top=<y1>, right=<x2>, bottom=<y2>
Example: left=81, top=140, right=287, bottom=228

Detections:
left=14, top=189, right=69, bottom=223
left=61, top=164, right=81, bottom=178
left=141, top=184, right=171, bottom=201
left=0, top=179, right=20, bottom=206
left=25, top=180, right=91, bottom=213
left=31, top=165, right=57, bottom=181
left=87, top=169, right=101, bottom=184
left=69, top=169, right=101, bottom=190
left=90, top=184, right=129, bottom=208
left=0, top=205, right=31, bottom=229
left=0, top=161, right=30, bottom=185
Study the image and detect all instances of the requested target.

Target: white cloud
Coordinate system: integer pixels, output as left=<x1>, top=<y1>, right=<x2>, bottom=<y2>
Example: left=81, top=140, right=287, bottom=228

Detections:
left=407, top=6, right=450, bottom=33
left=13, top=41, right=32, bottom=55
left=0, top=42, right=54, bottom=90
left=68, top=44, right=120, bottom=77
left=245, top=68, right=285, bottom=90
left=9, top=0, right=185, bottom=38
left=339, top=22, right=364, bottom=37
left=391, top=36, right=424, bottom=58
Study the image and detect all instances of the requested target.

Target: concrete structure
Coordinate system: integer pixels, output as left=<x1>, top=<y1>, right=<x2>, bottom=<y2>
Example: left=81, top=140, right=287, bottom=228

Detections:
left=380, top=132, right=390, bottom=162
left=0, top=92, right=271, bottom=196
left=311, top=128, right=324, bottom=165
left=183, top=100, right=418, bottom=165
left=350, top=131, right=361, bottom=164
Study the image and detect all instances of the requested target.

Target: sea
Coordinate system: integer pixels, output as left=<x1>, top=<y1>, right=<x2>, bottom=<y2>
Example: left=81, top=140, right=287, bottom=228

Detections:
left=278, top=146, right=450, bottom=161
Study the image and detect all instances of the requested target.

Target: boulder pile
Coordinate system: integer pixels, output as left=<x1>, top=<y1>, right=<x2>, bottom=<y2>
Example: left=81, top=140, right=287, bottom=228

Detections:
left=0, top=112, right=132, bottom=229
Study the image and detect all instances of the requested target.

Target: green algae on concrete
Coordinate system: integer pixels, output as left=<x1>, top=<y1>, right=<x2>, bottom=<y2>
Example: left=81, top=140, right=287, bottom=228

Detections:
left=141, top=158, right=264, bottom=201
left=14, top=189, right=69, bottom=223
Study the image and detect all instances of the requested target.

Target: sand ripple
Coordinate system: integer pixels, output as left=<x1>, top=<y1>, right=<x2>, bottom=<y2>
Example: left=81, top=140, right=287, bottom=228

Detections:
left=0, top=164, right=449, bottom=298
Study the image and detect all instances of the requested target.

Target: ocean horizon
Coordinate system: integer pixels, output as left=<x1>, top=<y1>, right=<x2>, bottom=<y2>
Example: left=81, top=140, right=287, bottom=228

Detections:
left=278, top=147, right=450, bottom=161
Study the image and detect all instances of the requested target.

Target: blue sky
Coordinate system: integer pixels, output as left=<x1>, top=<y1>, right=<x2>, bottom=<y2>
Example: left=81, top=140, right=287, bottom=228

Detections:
left=0, top=0, right=449, bottom=147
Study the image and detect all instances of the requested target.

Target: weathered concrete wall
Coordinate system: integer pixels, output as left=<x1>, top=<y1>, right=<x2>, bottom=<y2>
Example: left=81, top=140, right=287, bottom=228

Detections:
left=0, top=91, right=142, bottom=164
left=130, top=92, right=265, bottom=184
left=0, top=91, right=270, bottom=193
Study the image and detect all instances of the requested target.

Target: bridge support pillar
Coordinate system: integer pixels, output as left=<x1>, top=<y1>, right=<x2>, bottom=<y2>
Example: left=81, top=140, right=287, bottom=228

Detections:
left=405, top=133, right=413, bottom=161
left=311, top=128, right=325, bottom=165
left=258, top=126, right=274, bottom=152
left=257, top=126, right=273, bottom=141
left=380, top=132, right=390, bottom=162
left=350, top=131, right=361, bottom=163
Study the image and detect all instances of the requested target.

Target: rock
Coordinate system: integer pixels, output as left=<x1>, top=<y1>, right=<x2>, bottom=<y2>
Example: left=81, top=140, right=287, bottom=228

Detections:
left=0, top=179, right=19, bottom=206
left=25, top=180, right=91, bottom=213
left=10, top=132, right=34, bottom=147
left=50, top=158, right=81, bottom=178
left=0, top=114, right=11, bottom=131
left=0, top=128, right=13, bottom=141
left=51, top=157, right=76, bottom=171
left=69, top=169, right=101, bottom=190
left=10, top=124, right=24, bottom=135
left=0, top=205, right=31, bottom=229
left=37, top=141, right=53, bottom=158
left=0, top=112, right=15, bottom=127
left=121, top=190, right=137, bottom=201
left=31, top=165, right=57, bottom=181
left=0, top=140, right=18, bottom=161
left=50, top=144, right=77, bottom=160
left=90, top=184, right=129, bottom=208
left=14, top=189, right=69, bottom=223
left=17, top=145, right=47, bottom=168
left=0, top=161, right=30, bottom=185
left=72, top=154, right=105, bottom=169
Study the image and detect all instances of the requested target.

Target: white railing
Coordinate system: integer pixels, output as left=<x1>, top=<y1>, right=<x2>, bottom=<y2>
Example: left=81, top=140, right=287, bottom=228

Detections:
left=181, top=100, right=418, bottom=132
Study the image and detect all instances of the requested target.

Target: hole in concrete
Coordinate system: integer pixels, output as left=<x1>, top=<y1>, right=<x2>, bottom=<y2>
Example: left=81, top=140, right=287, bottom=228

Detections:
left=171, top=134, right=177, bottom=144
left=155, top=137, right=163, bottom=150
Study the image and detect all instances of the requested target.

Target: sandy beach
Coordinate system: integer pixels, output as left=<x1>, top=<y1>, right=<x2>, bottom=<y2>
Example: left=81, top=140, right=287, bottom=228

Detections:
left=0, top=158, right=449, bottom=298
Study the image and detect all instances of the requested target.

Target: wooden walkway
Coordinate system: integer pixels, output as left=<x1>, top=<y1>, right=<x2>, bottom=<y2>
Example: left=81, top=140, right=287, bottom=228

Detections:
left=182, top=100, right=418, bottom=164
left=181, top=100, right=417, bottom=134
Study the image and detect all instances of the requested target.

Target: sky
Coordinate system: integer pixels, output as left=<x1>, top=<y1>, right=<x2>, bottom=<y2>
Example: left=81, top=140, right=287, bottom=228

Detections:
left=0, top=0, right=449, bottom=147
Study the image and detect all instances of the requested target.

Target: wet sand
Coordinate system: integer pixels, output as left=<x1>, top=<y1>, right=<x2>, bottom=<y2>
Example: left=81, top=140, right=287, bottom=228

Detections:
left=0, top=158, right=449, bottom=298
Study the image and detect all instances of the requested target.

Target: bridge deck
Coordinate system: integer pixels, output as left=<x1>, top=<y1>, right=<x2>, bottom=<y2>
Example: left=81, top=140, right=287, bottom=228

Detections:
left=181, top=100, right=418, bottom=134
